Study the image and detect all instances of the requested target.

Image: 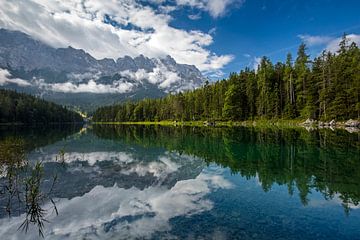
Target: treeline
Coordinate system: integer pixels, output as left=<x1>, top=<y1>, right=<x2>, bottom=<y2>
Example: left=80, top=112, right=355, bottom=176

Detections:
left=93, top=35, right=360, bottom=122
left=0, top=89, right=83, bottom=124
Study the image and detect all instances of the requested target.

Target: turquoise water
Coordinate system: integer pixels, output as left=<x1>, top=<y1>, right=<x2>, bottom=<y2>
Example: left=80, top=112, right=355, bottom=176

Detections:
left=0, top=125, right=359, bottom=239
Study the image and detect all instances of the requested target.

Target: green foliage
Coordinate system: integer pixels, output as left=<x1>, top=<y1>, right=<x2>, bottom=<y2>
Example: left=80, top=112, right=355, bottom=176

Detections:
left=93, top=36, right=360, bottom=122
left=0, top=89, right=83, bottom=124
left=223, top=79, right=247, bottom=120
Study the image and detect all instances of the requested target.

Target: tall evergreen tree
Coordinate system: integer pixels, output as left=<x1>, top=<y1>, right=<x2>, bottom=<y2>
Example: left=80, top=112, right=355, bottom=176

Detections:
left=295, top=43, right=310, bottom=116
left=284, top=53, right=297, bottom=118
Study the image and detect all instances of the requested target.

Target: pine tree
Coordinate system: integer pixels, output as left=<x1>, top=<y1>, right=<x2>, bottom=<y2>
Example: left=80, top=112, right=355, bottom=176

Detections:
left=295, top=43, right=310, bottom=116
left=223, top=83, right=241, bottom=120
left=256, top=57, right=274, bottom=118
left=284, top=53, right=296, bottom=118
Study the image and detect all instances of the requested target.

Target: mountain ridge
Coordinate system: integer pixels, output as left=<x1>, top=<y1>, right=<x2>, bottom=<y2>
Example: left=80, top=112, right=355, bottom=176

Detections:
left=0, top=28, right=206, bottom=111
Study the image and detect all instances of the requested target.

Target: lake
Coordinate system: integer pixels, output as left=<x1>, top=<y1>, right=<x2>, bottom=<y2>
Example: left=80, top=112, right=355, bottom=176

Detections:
left=0, top=124, right=359, bottom=239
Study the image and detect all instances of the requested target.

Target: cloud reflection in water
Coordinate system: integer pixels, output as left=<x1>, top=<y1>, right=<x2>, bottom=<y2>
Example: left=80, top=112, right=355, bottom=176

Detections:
left=0, top=150, right=232, bottom=239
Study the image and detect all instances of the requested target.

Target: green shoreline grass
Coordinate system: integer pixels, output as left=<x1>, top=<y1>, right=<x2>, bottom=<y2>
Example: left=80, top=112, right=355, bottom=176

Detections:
left=93, top=119, right=360, bottom=130
left=92, top=119, right=306, bottom=129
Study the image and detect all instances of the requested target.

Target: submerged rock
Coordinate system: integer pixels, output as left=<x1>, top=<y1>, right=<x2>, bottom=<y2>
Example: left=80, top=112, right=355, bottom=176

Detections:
left=329, top=119, right=336, bottom=126
left=345, top=127, right=360, bottom=133
left=345, top=119, right=360, bottom=127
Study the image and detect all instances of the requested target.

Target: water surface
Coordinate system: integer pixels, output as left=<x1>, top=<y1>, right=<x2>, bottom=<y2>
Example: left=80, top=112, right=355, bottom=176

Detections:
left=0, top=125, right=359, bottom=239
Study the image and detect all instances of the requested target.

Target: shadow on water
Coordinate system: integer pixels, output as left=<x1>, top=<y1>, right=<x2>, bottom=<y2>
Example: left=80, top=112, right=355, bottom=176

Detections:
left=92, top=124, right=360, bottom=213
left=0, top=124, right=82, bottom=237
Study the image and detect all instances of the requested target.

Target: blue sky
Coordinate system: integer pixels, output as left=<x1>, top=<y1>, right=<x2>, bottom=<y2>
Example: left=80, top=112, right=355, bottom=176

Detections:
left=0, top=0, right=359, bottom=80
left=170, top=0, right=360, bottom=77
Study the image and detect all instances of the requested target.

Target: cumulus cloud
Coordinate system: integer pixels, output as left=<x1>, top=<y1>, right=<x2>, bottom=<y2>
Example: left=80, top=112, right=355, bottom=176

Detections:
left=35, top=79, right=134, bottom=94
left=121, top=66, right=182, bottom=89
left=253, top=57, right=262, bottom=72
left=298, top=33, right=360, bottom=53
left=0, top=68, right=134, bottom=94
left=326, top=34, right=360, bottom=53
left=176, top=0, right=244, bottom=18
left=0, top=0, right=233, bottom=72
left=0, top=69, right=31, bottom=87
left=298, top=34, right=333, bottom=46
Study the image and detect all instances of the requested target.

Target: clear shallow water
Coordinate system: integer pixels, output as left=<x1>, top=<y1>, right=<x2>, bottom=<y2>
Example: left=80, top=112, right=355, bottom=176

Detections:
left=0, top=125, right=359, bottom=239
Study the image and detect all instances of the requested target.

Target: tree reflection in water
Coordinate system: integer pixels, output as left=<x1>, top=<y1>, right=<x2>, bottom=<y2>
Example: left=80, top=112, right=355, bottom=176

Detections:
left=92, top=125, right=360, bottom=214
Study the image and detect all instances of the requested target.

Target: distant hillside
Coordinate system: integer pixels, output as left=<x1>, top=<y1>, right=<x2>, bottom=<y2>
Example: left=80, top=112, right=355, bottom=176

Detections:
left=0, top=89, right=83, bottom=124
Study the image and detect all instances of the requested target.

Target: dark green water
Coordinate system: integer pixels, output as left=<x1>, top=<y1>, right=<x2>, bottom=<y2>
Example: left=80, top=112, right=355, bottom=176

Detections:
left=0, top=124, right=359, bottom=239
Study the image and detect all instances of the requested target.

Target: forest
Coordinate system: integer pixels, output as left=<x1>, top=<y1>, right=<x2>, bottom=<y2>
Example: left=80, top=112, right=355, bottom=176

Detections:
left=0, top=89, right=83, bottom=124
left=93, top=35, right=360, bottom=122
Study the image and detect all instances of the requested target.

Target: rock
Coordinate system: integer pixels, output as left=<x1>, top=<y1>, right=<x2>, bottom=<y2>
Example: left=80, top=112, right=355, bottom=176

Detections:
left=318, top=121, right=325, bottom=126
left=345, top=127, right=360, bottom=133
left=203, top=121, right=215, bottom=126
left=305, top=126, right=316, bottom=132
left=302, top=118, right=316, bottom=125
left=329, top=119, right=336, bottom=126
left=345, top=119, right=360, bottom=127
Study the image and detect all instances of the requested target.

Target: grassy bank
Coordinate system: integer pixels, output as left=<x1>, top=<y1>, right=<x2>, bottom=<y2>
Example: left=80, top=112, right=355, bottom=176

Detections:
left=93, top=119, right=306, bottom=129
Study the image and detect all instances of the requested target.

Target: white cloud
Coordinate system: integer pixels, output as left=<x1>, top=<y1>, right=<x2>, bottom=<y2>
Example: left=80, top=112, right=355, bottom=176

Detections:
left=298, top=34, right=333, bottom=46
left=0, top=160, right=232, bottom=239
left=120, top=66, right=182, bottom=90
left=35, top=79, right=134, bottom=94
left=0, top=0, right=233, bottom=73
left=176, top=0, right=243, bottom=18
left=0, top=72, right=135, bottom=94
left=158, top=5, right=177, bottom=14
left=203, top=69, right=226, bottom=79
left=208, top=27, right=217, bottom=35
left=0, top=69, right=31, bottom=87
left=298, top=33, right=360, bottom=54
left=188, top=12, right=202, bottom=20
left=253, top=57, right=261, bottom=72
left=326, top=34, right=360, bottom=53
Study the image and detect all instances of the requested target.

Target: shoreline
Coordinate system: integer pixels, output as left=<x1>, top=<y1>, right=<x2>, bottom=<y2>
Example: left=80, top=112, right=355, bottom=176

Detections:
left=92, top=119, right=360, bottom=130
left=0, top=122, right=84, bottom=126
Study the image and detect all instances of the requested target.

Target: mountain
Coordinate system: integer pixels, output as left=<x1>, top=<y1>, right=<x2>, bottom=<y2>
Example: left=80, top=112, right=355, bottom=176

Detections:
left=0, top=29, right=206, bottom=111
